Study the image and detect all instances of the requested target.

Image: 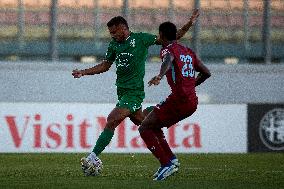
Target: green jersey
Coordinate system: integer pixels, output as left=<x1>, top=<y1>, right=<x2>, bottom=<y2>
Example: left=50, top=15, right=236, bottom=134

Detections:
left=105, top=32, right=157, bottom=90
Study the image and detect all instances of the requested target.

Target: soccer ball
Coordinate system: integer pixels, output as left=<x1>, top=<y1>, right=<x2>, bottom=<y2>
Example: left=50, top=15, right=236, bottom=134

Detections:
left=92, top=157, right=103, bottom=175
left=81, top=157, right=103, bottom=176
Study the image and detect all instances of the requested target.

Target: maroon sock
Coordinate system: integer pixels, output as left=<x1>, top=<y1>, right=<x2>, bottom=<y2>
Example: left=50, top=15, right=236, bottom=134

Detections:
left=154, top=129, right=175, bottom=160
left=140, top=129, right=170, bottom=166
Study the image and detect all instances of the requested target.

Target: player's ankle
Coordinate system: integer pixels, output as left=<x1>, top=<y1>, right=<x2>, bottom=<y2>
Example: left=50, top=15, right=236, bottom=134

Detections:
left=87, top=152, right=97, bottom=161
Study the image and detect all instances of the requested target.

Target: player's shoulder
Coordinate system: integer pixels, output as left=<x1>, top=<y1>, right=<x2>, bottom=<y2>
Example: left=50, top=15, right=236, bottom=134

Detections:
left=133, top=32, right=156, bottom=38
left=175, top=42, right=189, bottom=49
left=108, top=39, right=118, bottom=47
left=126, top=32, right=142, bottom=40
left=182, top=45, right=196, bottom=56
left=130, top=32, right=142, bottom=37
left=133, top=31, right=150, bottom=35
left=185, top=46, right=194, bottom=52
left=162, top=42, right=177, bottom=54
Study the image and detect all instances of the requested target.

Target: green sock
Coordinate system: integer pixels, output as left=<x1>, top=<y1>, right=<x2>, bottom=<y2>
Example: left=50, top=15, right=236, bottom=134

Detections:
left=92, top=128, right=114, bottom=156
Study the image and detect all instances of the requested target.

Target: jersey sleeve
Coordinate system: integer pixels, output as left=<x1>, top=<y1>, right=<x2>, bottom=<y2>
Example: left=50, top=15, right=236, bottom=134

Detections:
left=105, top=42, right=116, bottom=62
left=139, top=32, right=157, bottom=48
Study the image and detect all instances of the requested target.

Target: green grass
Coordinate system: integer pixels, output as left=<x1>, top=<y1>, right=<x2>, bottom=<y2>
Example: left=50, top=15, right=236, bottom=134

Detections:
left=0, top=153, right=283, bottom=189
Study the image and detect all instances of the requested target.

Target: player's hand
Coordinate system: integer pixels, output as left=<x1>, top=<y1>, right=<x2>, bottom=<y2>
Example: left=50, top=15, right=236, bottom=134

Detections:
left=148, top=75, right=162, bottom=86
left=189, top=9, right=200, bottom=25
left=72, top=69, right=83, bottom=78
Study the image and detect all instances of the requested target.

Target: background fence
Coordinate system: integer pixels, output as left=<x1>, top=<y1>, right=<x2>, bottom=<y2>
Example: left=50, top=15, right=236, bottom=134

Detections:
left=0, top=0, right=283, bottom=63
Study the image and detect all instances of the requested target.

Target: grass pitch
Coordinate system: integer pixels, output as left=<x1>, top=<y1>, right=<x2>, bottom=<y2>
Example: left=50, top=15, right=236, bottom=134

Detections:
left=0, top=153, right=283, bottom=189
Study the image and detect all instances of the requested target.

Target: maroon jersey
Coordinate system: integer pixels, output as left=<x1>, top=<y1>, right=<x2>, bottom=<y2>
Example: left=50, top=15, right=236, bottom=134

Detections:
left=160, top=42, right=200, bottom=99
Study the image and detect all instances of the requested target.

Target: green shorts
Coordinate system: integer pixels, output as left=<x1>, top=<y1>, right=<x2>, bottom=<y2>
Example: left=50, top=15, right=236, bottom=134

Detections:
left=116, top=88, right=145, bottom=113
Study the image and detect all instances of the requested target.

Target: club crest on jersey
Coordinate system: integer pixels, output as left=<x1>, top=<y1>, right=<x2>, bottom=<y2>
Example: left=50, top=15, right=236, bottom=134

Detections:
left=130, top=39, right=135, bottom=47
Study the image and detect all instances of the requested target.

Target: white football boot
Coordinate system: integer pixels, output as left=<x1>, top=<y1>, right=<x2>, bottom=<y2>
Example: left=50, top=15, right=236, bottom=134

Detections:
left=153, top=156, right=180, bottom=178
left=153, top=162, right=178, bottom=181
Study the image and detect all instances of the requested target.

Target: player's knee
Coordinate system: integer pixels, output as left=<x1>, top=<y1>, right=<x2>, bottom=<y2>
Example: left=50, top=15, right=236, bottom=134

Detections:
left=105, top=124, right=116, bottom=131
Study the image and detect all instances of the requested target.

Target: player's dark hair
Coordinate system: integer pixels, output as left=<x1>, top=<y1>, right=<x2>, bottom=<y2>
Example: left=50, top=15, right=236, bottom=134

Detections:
left=107, top=16, right=129, bottom=29
left=159, top=21, right=177, bottom=40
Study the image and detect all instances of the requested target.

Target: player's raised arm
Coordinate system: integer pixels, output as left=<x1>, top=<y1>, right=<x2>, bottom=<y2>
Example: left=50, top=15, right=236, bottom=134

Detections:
left=156, top=9, right=199, bottom=44
left=72, top=60, right=112, bottom=78
left=176, top=9, right=199, bottom=40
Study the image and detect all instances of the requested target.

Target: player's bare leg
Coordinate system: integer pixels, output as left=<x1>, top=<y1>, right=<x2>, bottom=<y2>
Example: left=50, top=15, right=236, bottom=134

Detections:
left=139, top=111, right=178, bottom=180
left=81, top=107, right=131, bottom=176
left=93, top=107, right=131, bottom=154
left=143, top=107, right=180, bottom=178
left=129, top=108, right=145, bottom=126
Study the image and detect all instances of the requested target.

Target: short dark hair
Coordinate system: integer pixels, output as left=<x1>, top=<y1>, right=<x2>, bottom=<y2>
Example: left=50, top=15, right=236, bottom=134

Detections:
left=159, top=21, right=177, bottom=40
left=107, top=16, right=129, bottom=29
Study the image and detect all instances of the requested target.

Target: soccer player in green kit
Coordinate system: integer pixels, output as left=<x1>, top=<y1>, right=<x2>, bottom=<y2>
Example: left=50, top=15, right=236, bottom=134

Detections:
left=72, top=9, right=199, bottom=176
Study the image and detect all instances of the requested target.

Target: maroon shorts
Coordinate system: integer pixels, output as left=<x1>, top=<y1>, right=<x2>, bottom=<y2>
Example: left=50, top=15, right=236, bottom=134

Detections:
left=153, top=94, right=198, bottom=128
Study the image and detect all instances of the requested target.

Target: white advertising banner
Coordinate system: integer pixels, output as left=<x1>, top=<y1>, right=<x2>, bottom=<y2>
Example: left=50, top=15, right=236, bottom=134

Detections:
left=0, top=103, right=247, bottom=153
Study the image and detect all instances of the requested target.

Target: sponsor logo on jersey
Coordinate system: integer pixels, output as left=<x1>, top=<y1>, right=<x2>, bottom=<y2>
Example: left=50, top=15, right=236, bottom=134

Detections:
left=115, top=53, right=134, bottom=68
left=161, top=49, right=170, bottom=57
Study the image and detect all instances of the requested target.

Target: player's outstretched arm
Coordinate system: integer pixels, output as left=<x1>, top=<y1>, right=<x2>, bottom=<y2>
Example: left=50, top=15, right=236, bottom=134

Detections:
left=176, top=9, right=199, bottom=40
left=195, top=61, right=211, bottom=87
left=72, top=60, right=112, bottom=78
left=155, top=9, right=199, bottom=45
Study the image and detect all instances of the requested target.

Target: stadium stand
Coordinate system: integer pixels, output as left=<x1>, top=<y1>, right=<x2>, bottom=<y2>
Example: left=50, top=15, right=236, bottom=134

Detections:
left=0, top=0, right=283, bottom=61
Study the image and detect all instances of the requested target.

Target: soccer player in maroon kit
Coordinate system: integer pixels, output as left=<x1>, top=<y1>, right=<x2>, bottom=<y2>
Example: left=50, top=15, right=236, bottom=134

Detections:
left=139, top=21, right=211, bottom=181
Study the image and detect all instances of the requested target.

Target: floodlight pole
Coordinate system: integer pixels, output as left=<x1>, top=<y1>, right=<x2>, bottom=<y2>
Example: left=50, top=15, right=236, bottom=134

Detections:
left=193, top=0, right=201, bottom=57
left=243, top=0, right=249, bottom=61
left=168, top=0, right=175, bottom=22
left=49, top=0, right=58, bottom=61
left=17, top=0, right=25, bottom=59
left=93, top=0, right=100, bottom=40
left=262, top=0, right=271, bottom=64
left=122, top=0, right=129, bottom=23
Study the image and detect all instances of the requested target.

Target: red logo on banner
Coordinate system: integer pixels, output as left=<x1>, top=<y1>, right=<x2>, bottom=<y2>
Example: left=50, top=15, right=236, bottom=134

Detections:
left=3, top=114, right=202, bottom=151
